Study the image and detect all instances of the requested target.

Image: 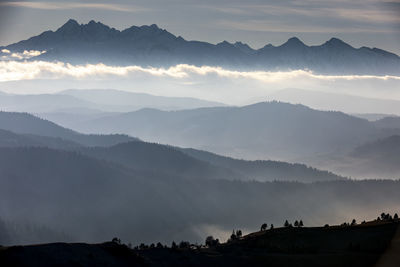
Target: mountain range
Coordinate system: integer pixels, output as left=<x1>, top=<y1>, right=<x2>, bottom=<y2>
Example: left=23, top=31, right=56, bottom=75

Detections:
left=0, top=111, right=341, bottom=183
left=41, top=100, right=400, bottom=178
left=0, top=89, right=223, bottom=113
left=0, top=111, right=137, bottom=147
left=1, top=19, right=399, bottom=75
left=1, top=145, right=399, bottom=245
left=54, top=101, right=397, bottom=160
left=266, top=88, right=400, bottom=116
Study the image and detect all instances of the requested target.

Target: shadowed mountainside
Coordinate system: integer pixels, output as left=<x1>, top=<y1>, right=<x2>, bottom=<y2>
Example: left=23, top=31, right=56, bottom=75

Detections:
left=0, top=111, right=344, bottom=183
left=180, top=147, right=341, bottom=182
left=0, top=146, right=399, bottom=245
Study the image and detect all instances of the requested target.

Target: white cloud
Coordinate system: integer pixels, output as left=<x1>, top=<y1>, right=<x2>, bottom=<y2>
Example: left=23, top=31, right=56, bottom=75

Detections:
left=0, top=60, right=398, bottom=82
left=6, top=50, right=47, bottom=60
left=1, top=49, right=11, bottom=54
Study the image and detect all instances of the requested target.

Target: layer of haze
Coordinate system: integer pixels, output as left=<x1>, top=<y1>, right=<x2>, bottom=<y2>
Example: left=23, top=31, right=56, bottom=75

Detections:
left=1, top=60, right=400, bottom=115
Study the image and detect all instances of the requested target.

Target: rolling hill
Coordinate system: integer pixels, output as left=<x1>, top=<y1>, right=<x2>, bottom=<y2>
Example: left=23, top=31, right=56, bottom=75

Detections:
left=267, top=88, right=400, bottom=116
left=0, top=111, right=137, bottom=147
left=0, top=89, right=224, bottom=114
left=0, top=128, right=80, bottom=149
left=60, top=89, right=224, bottom=111
left=312, top=135, right=400, bottom=179
left=0, top=114, right=344, bottom=183
left=0, top=92, right=98, bottom=113
left=180, top=147, right=341, bottom=182
left=374, top=117, right=400, bottom=129
left=346, top=135, right=400, bottom=178
left=64, top=101, right=397, bottom=163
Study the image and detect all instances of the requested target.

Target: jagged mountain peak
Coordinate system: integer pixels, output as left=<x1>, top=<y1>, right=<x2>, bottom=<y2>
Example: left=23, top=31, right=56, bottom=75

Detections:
left=121, top=23, right=172, bottom=38
left=64, top=19, right=79, bottom=27
left=56, top=19, right=80, bottom=33
left=55, top=19, right=115, bottom=37
left=323, top=37, right=353, bottom=49
left=281, top=37, right=306, bottom=48
left=217, top=40, right=233, bottom=47
left=234, top=41, right=254, bottom=51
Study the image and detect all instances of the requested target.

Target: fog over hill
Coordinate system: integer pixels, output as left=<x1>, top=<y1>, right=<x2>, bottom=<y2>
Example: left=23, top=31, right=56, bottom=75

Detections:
left=60, top=89, right=224, bottom=111
left=343, top=135, right=400, bottom=179
left=373, top=117, right=400, bottom=129
left=5, top=111, right=398, bottom=246
left=0, top=111, right=342, bottom=183
left=1, top=19, right=399, bottom=75
left=59, top=101, right=399, bottom=163
left=0, top=145, right=399, bottom=245
left=267, top=88, right=400, bottom=116
left=0, top=89, right=224, bottom=113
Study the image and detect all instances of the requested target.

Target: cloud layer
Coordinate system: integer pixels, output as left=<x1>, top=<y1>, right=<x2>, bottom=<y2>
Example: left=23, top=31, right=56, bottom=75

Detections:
left=1, top=50, right=46, bottom=60
left=1, top=60, right=399, bottom=83
left=0, top=60, right=399, bottom=109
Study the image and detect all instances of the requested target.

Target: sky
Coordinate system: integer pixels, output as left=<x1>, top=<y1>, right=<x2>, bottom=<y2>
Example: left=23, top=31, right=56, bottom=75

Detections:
left=0, top=0, right=399, bottom=54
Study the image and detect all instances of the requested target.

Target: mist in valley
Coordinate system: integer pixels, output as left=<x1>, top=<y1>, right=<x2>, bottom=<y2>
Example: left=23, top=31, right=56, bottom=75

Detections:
left=0, top=17, right=400, bottom=258
left=1, top=69, right=400, bottom=246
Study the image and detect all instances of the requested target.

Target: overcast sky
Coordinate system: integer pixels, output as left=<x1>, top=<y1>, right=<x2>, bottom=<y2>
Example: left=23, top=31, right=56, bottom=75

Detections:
left=0, top=0, right=399, bottom=54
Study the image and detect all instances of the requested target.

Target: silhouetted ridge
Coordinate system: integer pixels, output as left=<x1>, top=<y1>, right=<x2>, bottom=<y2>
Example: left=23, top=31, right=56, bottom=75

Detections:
left=57, top=19, right=80, bottom=32
left=75, top=100, right=397, bottom=165
left=0, top=219, right=399, bottom=267
left=0, top=122, right=346, bottom=183
left=0, top=111, right=137, bottom=147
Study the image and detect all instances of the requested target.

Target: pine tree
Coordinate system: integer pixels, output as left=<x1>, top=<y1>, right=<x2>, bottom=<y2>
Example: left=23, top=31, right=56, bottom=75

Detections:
left=261, top=223, right=268, bottom=231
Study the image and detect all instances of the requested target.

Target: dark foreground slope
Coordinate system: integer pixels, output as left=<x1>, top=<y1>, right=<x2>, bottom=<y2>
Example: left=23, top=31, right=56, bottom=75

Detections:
left=1, top=221, right=399, bottom=267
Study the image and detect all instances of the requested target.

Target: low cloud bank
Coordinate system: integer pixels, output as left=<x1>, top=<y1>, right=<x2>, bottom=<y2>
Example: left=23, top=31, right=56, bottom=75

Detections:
left=1, top=61, right=399, bottom=82
left=1, top=50, right=46, bottom=61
